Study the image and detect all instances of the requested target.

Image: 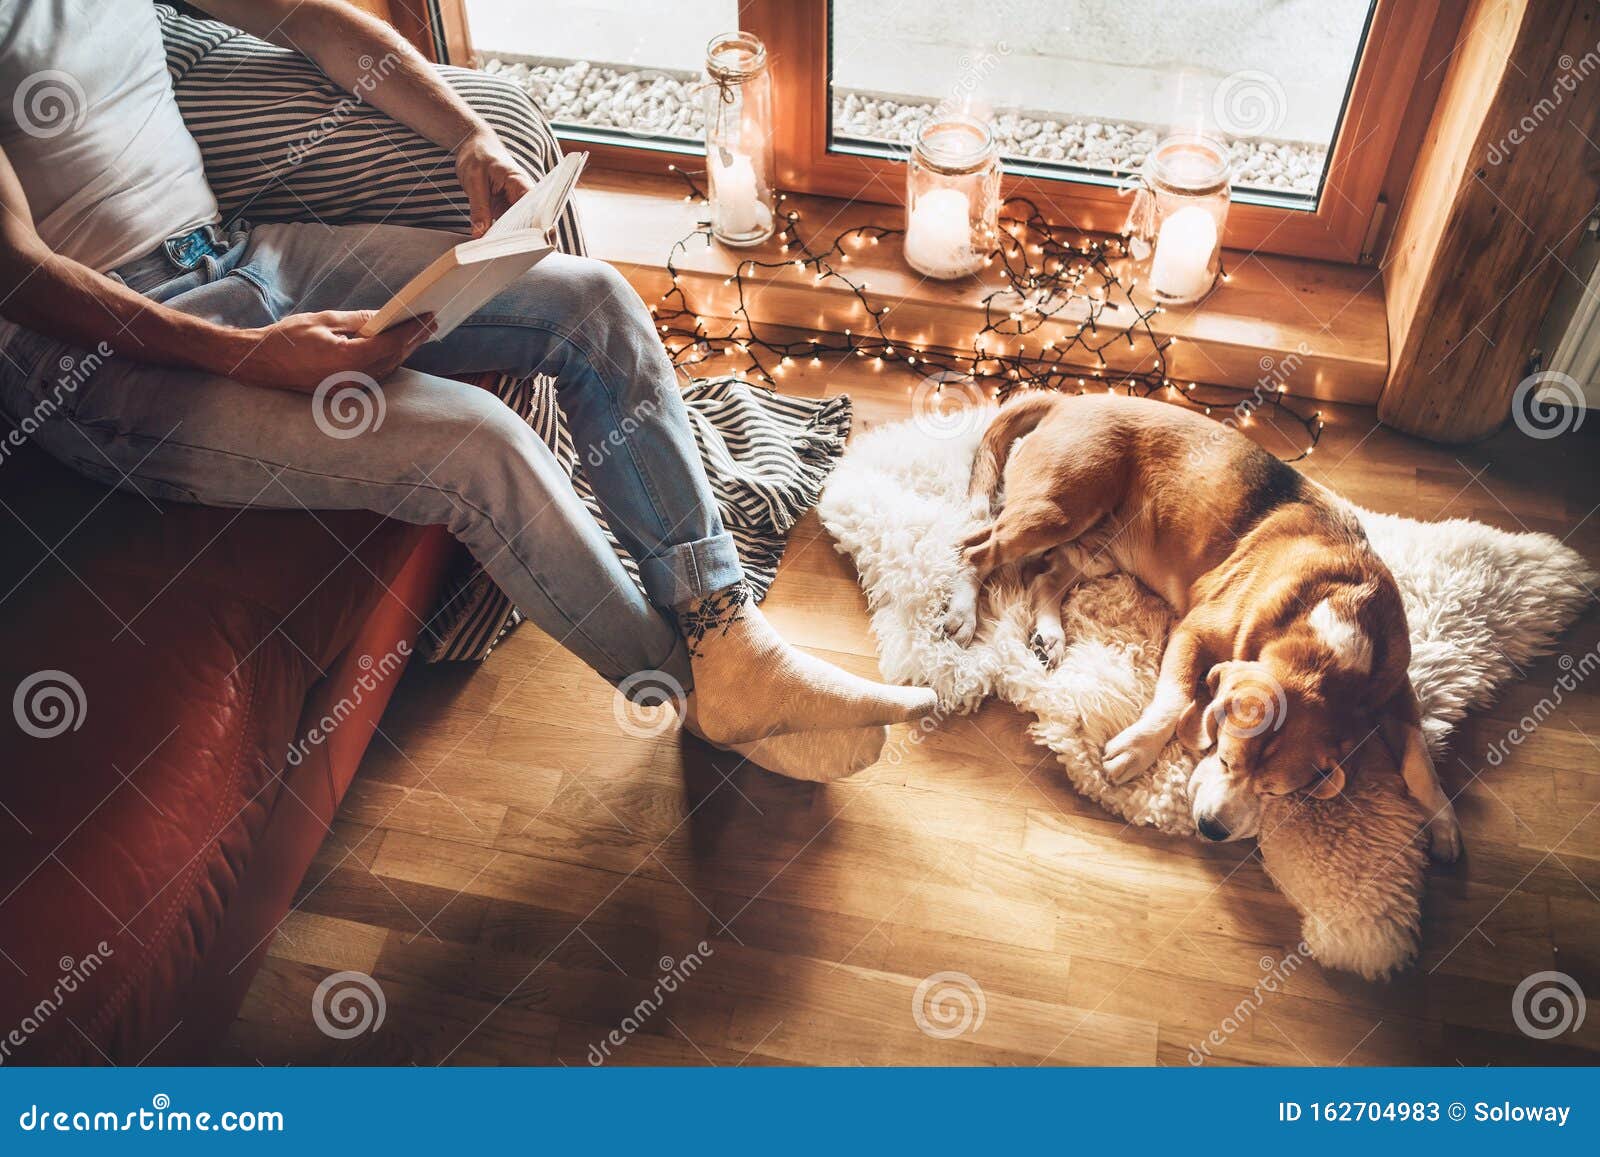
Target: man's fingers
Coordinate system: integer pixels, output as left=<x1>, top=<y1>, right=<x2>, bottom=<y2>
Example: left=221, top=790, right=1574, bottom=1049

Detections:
left=374, top=314, right=434, bottom=350
left=314, top=309, right=376, bottom=333
left=361, top=314, right=435, bottom=366
left=399, top=315, right=437, bottom=356
left=461, top=167, right=491, bottom=237
left=500, top=166, right=536, bottom=204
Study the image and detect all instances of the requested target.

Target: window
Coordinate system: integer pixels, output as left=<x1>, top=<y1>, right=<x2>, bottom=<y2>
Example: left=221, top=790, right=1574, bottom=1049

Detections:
left=436, top=0, right=1453, bottom=263
left=827, top=0, right=1376, bottom=212
left=461, top=0, right=736, bottom=151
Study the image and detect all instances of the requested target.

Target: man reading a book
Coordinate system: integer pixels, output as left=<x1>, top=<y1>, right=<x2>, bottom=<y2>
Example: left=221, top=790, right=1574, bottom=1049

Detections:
left=0, top=0, right=935, bottom=777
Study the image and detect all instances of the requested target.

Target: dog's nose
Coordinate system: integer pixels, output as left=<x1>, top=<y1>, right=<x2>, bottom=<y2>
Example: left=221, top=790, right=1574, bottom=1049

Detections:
left=1196, top=814, right=1230, bottom=842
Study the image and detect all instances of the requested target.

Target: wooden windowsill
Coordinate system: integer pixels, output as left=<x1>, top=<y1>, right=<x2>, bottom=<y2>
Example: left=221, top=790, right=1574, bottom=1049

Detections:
left=576, top=170, right=1388, bottom=405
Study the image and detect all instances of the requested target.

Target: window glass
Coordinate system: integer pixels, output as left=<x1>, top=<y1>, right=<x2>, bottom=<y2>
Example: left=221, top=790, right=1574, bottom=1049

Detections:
left=464, top=0, right=739, bottom=149
left=828, top=0, right=1376, bottom=209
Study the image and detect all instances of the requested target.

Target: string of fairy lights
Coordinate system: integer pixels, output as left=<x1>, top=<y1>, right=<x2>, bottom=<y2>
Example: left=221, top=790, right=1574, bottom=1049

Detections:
left=650, top=167, right=1324, bottom=461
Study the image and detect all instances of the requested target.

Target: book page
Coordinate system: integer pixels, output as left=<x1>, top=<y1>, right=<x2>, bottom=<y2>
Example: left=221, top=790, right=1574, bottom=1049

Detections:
left=484, top=151, right=587, bottom=240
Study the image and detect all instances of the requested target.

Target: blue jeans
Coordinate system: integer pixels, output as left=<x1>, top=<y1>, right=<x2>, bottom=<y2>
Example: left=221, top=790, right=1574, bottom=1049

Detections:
left=0, top=222, right=745, bottom=690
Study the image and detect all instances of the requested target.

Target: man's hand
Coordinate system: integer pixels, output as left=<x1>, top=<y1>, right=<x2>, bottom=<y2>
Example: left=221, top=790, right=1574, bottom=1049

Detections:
left=454, top=131, right=536, bottom=237
left=231, top=310, right=436, bottom=392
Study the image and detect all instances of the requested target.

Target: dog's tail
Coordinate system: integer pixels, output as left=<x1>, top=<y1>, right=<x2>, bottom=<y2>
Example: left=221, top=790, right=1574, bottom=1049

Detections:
left=967, top=391, right=1059, bottom=517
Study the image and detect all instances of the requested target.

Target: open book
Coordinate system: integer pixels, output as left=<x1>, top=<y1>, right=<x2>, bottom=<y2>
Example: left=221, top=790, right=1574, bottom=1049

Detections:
left=359, top=151, right=587, bottom=339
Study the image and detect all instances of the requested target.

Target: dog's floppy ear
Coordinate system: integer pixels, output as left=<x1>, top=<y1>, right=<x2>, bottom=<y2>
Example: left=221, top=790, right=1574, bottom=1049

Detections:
left=1308, top=763, right=1347, bottom=800
left=1204, top=661, right=1231, bottom=698
left=1309, top=731, right=1361, bottom=799
left=1179, top=662, right=1234, bottom=752
left=1177, top=698, right=1214, bottom=752
left=1185, top=662, right=1242, bottom=751
left=1376, top=677, right=1439, bottom=802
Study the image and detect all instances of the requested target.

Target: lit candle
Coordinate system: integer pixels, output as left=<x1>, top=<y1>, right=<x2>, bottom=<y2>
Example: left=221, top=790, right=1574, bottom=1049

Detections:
left=1149, top=205, right=1219, bottom=303
left=710, top=149, right=772, bottom=239
left=904, top=188, right=979, bottom=279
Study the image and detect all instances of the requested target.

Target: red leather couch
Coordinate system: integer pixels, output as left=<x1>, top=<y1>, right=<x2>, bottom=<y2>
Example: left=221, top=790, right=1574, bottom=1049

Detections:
left=0, top=441, right=453, bottom=1063
left=0, top=6, right=582, bottom=1066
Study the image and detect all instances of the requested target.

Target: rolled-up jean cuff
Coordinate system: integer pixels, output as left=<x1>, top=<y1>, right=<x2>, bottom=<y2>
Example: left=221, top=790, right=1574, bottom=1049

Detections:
left=639, top=531, right=744, bottom=609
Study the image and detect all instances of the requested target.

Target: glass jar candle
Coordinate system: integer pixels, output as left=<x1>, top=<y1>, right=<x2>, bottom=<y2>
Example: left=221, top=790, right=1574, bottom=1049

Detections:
left=703, top=31, right=776, bottom=247
left=903, top=113, right=1001, bottom=280
left=1126, top=132, right=1232, bottom=305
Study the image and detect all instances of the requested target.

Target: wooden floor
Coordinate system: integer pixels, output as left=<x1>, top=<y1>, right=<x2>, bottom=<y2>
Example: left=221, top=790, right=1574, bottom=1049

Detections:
left=221, top=360, right=1600, bottom=1066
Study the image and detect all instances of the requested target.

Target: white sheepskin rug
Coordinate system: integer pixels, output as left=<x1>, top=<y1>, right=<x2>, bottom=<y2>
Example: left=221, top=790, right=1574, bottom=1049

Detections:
left=818, top=416, right=1596, bottom=977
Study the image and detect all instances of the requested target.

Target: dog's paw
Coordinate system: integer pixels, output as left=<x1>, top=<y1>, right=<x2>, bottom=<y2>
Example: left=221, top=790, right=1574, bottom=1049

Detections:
left=1426, top=807, right=1463, bottom=863
left=943, top=601, right=978, bottom=647
left=1030, top=624, right=1066, bottom=668
left=1103, top=724, right=1165, bottom=784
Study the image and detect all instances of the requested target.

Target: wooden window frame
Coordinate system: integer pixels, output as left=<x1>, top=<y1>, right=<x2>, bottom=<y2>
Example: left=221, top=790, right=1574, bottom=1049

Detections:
left=427, top=0, right=1452, bottom=264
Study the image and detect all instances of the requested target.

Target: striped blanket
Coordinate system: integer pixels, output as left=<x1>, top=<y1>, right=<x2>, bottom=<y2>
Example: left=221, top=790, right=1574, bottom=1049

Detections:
left=156, top=4, right=850, bottom=661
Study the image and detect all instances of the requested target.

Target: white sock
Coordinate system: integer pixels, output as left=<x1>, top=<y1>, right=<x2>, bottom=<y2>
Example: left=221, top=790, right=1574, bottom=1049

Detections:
left=680, top=586, right=937, bottom=745
left=681, top=695, right=889, bottom=781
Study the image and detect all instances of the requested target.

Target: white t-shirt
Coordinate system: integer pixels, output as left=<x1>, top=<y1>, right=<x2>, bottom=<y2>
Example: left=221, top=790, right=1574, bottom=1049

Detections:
left=0, top=0, right=219, bottom=274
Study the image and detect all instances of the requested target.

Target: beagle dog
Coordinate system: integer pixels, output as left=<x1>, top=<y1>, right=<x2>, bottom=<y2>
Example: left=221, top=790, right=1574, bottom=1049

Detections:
left=943, top=392, right=1460, bottom=861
